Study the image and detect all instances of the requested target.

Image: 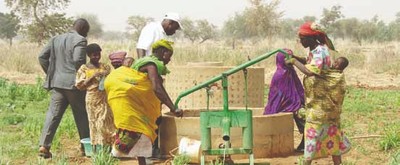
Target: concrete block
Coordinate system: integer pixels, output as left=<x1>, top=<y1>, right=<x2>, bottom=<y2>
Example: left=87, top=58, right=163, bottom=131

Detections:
left=159, top=109, right=294, bottom=159
left=165, top=66, right=265, bottom=109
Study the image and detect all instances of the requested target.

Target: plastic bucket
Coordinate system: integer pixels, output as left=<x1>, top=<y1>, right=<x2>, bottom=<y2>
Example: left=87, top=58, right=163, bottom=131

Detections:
left=178, top=137, right=201, bottom=164
left=80, top=138, right=93, bottom=156
left=80, top=138, right=103, bottom=157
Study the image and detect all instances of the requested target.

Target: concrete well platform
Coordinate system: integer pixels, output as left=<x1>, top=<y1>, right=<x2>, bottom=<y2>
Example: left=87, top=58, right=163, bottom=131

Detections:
left=159, top=108, right=294, bottom=159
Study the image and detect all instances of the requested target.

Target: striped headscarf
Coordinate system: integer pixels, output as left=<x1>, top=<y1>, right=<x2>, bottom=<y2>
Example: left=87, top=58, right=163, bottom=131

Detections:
left=298, top=22, right=335, bottom=51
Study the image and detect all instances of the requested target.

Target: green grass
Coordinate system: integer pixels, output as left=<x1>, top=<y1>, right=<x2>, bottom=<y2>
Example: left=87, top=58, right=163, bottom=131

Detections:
left=380, top=124, right=400, bottom=151
left=91, top=146, right=119, bottom=165
left=0, top=74, right=400, bottom=164
left=172, top=154, right=191, bottom=165
left=0, top=78, right=79, bottom=164
left=390, top=150, right=400, bottom=165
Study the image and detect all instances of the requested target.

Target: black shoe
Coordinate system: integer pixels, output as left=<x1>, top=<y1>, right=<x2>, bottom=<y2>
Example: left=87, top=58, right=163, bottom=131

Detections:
left=296, top=136, right=305, bottom=152
left=295, top=143, right=304, bottom=152
left=295, top=147, right=304, bottom=152
left=150, top=148, right=161, bottom=159
left=39, top=146, right=52, bottom=159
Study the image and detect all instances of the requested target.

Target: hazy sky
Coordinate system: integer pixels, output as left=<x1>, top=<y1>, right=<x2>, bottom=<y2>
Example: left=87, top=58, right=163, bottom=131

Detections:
left=1, top=0, right=399, bottom=31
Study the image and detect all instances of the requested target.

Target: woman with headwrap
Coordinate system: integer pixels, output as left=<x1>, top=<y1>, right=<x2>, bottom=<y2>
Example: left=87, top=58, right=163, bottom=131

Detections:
left=104, top=39, right=183, bottom=165
left=109, top=51, right=127, bottom=69
left=287, top=22, right=351, bottom=165
left=263, top=48, right=305, bottom=152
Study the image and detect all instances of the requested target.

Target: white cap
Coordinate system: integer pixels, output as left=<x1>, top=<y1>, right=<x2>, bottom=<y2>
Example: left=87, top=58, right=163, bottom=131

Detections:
left=164, top=12, right=183, bottom=30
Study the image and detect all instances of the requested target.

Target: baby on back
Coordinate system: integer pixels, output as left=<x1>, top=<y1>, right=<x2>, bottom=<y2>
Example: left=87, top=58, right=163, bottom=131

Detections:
left=332, top=57, right=349, bottom=72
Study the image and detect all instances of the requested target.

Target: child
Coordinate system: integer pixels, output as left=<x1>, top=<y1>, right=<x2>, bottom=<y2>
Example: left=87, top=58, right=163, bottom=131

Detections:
left=75, top=43, right=115, bottom=152
left=332, top=57, right=349, bottom=72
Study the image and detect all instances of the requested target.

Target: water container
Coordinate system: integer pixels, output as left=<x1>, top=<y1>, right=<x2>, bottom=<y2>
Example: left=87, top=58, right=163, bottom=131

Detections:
left=178, top=137, right=201, bottom=164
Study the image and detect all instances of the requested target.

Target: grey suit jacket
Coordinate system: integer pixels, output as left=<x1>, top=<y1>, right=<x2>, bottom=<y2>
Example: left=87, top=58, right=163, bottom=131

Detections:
left=38, top=31, right=87, bottom=90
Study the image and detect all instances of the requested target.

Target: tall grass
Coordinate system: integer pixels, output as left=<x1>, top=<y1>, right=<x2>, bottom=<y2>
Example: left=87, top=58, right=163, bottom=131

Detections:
left=1, top=38, right=400, bottom=76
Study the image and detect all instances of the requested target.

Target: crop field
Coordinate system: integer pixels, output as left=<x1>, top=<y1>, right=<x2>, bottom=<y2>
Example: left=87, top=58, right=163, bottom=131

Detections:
left=0, top=39, right=399, bottom=164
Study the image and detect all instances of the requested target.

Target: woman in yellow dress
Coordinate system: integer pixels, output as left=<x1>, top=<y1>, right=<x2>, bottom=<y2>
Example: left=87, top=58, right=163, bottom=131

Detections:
left=75, top=43, right=115, bottom=151
left=104, top=39, right=183, bottom=165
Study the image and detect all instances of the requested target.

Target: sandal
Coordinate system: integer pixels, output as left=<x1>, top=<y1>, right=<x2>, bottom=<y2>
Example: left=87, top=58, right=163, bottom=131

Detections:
left=39, top=146, right=52, bottom=159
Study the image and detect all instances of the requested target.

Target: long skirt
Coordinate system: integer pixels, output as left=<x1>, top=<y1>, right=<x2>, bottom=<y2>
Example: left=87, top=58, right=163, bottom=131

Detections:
left=304, top=123, right=351, bottom=160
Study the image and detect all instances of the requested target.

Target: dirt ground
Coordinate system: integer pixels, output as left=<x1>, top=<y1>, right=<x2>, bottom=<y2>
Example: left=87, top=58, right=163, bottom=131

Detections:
left=47, top=131, right=357, bottom=165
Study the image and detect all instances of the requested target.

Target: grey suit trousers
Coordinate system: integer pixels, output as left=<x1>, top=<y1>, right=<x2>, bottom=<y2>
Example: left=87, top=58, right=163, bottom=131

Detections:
left=39, top=88, right=90, bottom=148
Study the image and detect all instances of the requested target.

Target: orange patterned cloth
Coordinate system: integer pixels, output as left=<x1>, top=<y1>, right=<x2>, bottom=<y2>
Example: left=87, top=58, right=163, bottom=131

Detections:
left=298, top=22, right=336, bottom=51
left=298, top=22, right=325, bottom=37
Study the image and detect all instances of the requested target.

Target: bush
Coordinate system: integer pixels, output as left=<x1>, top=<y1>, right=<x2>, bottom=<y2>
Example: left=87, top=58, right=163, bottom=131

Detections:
left=379, top=124, right=400, bottom=151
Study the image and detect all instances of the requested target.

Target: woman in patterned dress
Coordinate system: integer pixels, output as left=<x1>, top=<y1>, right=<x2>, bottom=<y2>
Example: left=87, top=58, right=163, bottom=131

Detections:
left=288, top=22, right=351, bottom=165
left=75, top=43, right=115, bottom=152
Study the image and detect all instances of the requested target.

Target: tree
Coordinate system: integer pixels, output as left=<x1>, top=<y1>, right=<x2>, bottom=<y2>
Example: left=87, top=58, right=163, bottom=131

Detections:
left=126, top=15, right=154, bottom=40
left=320, top=5, right=343, bottom=33
left=223, top=13, right=247, bottom=49
left=244, top=0, right=283, bottom=38
left=395, top=12, right=400, bottom=24
left=181, top=18, right=199, bottom=43
left=278, top=18, right=302, bottom=39
left=386, top=12, right=400, bottom=41
left=5, top=0, right=72, bottom=44
left=303, top=16, right=317, bottom=22
left=196, top=20, right=217, bottom=43
left=77, top=13, right=103, bottom=38
left=222, top=0, right=282, bottom=43
left=179, top=18, right=217, bottom=44
left=0, top=12, right=20, bottom=46
left=388, top=15, right=400, bottom=41
left=332, top=18, right=361, bottom=41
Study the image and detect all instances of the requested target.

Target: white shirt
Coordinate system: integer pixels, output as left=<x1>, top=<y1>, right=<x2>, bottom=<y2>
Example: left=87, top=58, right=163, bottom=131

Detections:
left=136, top=21, right=166, bottom=56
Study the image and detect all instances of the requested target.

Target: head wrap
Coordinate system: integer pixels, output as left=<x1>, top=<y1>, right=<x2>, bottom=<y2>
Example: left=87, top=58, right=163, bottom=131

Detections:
left=109, top=51, right=127, bottom=63
left=86, top=43, right=102, bottom=55
left=151, top=39, right=174, bottom=52
left=298, top=22, right=335, bottom=51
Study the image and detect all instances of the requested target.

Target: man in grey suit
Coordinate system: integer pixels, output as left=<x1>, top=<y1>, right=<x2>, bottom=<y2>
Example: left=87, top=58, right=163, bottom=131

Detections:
left=38, top=18, right=90, bottom=159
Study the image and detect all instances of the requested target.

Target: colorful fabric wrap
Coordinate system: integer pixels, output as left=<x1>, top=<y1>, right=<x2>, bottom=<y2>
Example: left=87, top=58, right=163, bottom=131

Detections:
left=109, top=51, right=127, bottom=63
left=303, top=70, right=350, bottom=160
left=151, top=39, right=174, bottom=52
left=104, top=66, right=161, bottom=143
left=264, top=49, right=305, bottom=115
left=298, top=22, right=336, bottom=51
left=303, top=69, right=346, bottom=125
left=114, top=129, right=142, bottom=154
left=132, top=55, right=170, bottom=75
